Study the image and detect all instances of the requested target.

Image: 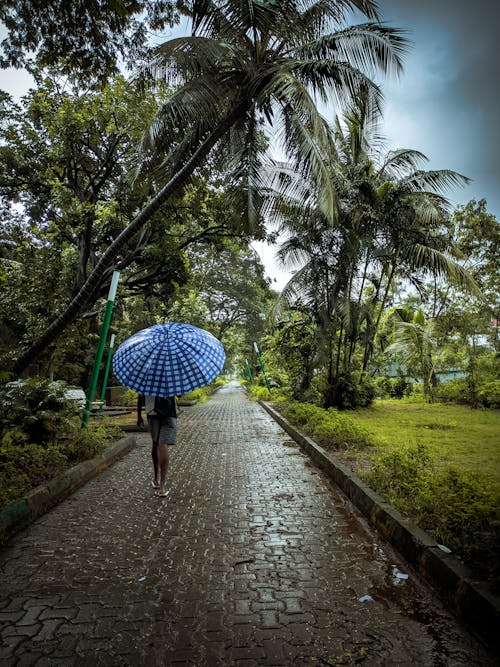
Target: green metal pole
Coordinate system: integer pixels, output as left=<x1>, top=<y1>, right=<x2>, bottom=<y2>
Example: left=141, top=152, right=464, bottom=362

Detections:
left=245, top=358, right=254, bottom=384
left=82, top=270, right=120, bottom=427
left=254, top=341, right=271, bottom=392
left=98, top=333, right=116, bottom=411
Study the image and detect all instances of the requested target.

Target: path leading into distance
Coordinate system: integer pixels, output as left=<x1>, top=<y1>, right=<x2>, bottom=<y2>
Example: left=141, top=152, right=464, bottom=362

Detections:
left=0, top=382, right=494, bottom=665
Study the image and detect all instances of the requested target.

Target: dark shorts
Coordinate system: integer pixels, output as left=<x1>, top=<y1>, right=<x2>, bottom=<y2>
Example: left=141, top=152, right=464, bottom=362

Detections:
left=147, top=416, right=177, bottom=445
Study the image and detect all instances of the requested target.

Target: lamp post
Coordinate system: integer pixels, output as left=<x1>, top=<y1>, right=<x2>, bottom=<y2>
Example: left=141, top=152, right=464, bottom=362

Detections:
left=98, top=333, right=116, bottom=411
left=254, top=341, right=271, bottom=392
left=245, top=358, right=254, bottom=384
left=82, top=270, right=120, bottom=427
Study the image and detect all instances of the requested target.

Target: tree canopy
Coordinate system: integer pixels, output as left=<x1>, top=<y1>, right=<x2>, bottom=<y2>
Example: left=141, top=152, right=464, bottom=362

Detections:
left=9, top=0, right=408, bottom=375
left=0, top=0, right=179, bottom=83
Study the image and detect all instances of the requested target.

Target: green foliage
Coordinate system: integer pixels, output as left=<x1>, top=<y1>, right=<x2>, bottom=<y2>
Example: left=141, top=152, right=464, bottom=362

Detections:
left=362, top=444, right=500, bottom=585
left=374, top=376, right=413, bottom=399
left=325, top=372, right=376, bottom=410
left=363, top=444, right=433, bottom=513
left=436, top=378, right=470, bottom=404
left=280, top=401, right=373, bottom=450
left=182, top=378, right=227, bottom=404
left=0, top=378, right=122, bottom=509
left=246, top=384, right=277, bottom=402
left=0, top=1, right=179, bottom=83
left=312, top=410, right=373, bottom=450
left=0, top=378, right=78, bottom=445
left=477, top=380, right=500, bottom=408
left=436, top=375, right=500, bottom=408
left=121, top=389, right=139, bottom=407
left=63, top=418, right=122, bottom=463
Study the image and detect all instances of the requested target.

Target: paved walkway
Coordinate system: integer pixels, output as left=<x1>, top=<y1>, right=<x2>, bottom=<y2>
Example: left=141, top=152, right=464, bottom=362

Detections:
left=0, top=382, right=495, bottom=665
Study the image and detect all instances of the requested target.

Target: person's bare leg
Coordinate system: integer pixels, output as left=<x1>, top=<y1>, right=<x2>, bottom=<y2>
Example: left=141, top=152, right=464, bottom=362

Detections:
left=151, top=442, right=160, bottom=487
left=157, top=443, right=169, bottom=495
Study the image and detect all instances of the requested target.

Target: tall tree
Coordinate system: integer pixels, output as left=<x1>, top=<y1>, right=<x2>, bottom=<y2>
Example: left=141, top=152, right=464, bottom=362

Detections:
left=169, top=239, right=272, bottom=340
left=11, top=0, right=408, bottom=376
left=270, top=88, right=478, bottom=406
left=0, top=0, right=179, bottom=83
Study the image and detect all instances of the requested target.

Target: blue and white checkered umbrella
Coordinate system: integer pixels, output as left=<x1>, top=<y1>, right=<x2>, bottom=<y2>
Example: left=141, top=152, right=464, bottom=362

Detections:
left=112, top=322, right=225, bottom=397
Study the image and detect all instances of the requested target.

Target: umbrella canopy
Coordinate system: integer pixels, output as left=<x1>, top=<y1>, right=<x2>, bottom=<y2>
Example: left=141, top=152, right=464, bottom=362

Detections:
left=112, top=322, right=225, bottom=397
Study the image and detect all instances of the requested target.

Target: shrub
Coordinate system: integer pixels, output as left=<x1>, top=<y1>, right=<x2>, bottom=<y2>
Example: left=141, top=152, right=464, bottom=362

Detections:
left=374, top=377, right=392, bottom=399
left=247, top=385, right=273, bottom=401
left=280, top=401, right=373, bottom=450
left=436, top=378, right=470, bottom=404
left=324, top=373, right=375, bottom=409
left=312, top=409, right=373, bottom=450
left=361, top=443, right=500, bottom=587
left=0, top=378, right=78, bottom=445
left=374, top=376, right=414, bottom=400
left=0, top=379, right=123, bottom=510
left=477, top=380, right=500, bottom=408
left=281, top=402, right=326, bottom=429
left=363, top=444, right=433, bottom=515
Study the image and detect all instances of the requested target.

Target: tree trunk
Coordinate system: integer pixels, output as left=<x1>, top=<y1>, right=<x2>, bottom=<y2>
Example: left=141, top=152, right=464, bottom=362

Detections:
left=12, top=102, right=247, bottom=377
left=362, top=258, right=397, bottom=371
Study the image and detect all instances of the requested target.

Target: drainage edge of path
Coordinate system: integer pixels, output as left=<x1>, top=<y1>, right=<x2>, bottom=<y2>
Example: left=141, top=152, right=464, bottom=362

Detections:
left=0, top=435, right=136, bottom=546
left=259, top=400, right=500, bottom=652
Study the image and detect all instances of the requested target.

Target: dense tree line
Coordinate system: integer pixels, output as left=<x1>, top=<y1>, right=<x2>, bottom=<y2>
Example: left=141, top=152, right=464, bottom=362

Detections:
left=0, top=1, right=497, bottom=409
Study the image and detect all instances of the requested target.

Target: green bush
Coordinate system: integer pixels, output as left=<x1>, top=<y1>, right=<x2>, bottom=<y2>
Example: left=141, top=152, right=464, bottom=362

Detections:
left=477, top=380, right=500, bottom=408
left=281, top=402, right=326, bottom=429
left=312, top=409, right=373, bottom=450
left=62, top=418, right=121, bottom=462
left=436, top=378, right=470, bottom=404
left=362, top=444, right=433, bottom=515
left=0, top=379, right=123, bottom=510
left=374, top=376, right=414, bottom=400
left=374, top=376, right=392, bottom=399
left=280, top=401, right=373, bottom=450
left=324, top=372, right=375, bottom=409
left=247, top=385, right=273, bottom=401
left=0, top=378, right=78, bottom=445
left=121, top=388, right=139, bottom=407
left=361, top=443, right=500, bottom=586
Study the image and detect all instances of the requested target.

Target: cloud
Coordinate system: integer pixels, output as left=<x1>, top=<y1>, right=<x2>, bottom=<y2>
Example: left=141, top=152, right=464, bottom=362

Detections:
left=377, top=0, right=499, bottom=215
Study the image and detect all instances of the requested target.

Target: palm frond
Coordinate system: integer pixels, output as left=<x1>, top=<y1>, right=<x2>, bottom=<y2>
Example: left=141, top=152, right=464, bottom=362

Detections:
left=403, top=169, right=471, bottom=194
left=295, top=23, right=409, bottom=78
left=377, top=148, right=428, bottom=180
left=404, top=243, right=483, bottom=297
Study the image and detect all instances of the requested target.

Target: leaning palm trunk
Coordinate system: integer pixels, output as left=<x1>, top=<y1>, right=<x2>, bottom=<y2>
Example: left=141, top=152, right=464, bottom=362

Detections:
left=12, top=103, right=246, bottom=376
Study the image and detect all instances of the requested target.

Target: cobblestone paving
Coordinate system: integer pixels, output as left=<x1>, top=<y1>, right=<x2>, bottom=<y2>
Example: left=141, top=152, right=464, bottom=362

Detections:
left=0, top=382, right=495, bottom=665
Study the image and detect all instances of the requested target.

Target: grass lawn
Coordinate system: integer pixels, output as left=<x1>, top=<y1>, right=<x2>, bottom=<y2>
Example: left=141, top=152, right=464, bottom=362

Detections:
left=349, top=399, right=500, bottom=492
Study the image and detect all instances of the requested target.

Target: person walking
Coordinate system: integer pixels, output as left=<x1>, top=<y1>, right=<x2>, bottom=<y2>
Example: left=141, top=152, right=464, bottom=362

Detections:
left=137, top=394, right=177, bottom=497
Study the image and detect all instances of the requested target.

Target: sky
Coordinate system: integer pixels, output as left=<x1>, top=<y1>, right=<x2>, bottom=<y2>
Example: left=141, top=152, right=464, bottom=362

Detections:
left=257, top=0, right=500, bottom=289
left=1, top=2, right=498, bottom=290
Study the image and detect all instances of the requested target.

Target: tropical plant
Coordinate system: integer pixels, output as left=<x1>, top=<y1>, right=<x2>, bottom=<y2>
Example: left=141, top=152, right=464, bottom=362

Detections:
left=11, top=0, right=408, bottom=377
left=385, top=308, right=438, bottom=399
left=0, top=0, right=180, bottom=83
left=270, top=87, right=478, bottom=407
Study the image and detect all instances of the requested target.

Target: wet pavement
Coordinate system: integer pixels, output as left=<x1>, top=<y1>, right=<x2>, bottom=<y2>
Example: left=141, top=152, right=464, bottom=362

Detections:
left=0, top=382, right=496, bottom=665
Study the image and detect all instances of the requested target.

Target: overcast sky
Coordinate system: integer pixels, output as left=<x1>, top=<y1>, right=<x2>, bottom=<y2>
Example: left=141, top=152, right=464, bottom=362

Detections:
left=258, top=0, right=500, bottom=287
left=1, top=2, right=498, bottom=289
left=379, top=0, right=498, bottom=216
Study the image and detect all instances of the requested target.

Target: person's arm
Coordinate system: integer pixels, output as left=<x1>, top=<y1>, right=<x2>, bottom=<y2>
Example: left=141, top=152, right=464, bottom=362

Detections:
left=137, top=394, right=145, bottom=428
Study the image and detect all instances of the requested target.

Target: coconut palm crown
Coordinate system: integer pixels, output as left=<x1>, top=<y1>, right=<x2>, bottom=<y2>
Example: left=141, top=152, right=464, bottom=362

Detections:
left=142, top=0, right=408, bottom=231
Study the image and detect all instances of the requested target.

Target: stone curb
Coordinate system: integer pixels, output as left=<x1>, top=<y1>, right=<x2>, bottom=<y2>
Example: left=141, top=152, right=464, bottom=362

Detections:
left=260, top=401, right=500, bottom=650
left=0, top=435, right=136, bottom=546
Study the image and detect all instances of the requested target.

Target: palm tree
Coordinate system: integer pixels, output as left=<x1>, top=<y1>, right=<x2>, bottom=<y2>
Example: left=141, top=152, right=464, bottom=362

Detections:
left=385, top=307, right=438, bottom=399
left=12, top=0, right=407, bottom=376
left=270, top=86, right=478, bottom=406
